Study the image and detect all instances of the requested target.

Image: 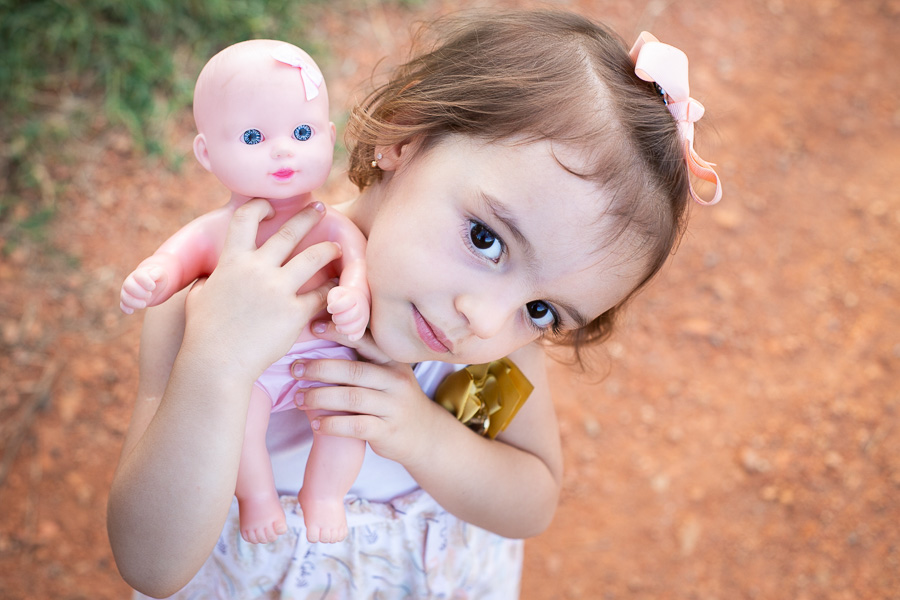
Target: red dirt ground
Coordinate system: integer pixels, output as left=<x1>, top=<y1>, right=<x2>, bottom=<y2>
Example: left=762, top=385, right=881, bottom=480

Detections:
left=1, top=0, right=898, bottom=598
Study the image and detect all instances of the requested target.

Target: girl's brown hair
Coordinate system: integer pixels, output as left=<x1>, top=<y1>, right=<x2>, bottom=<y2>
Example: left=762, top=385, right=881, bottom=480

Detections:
left=346, top=10, right=693, bottom=361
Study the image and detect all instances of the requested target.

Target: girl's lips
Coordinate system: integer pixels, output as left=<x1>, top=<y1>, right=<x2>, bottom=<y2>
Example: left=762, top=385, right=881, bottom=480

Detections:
left=412, top=306, right=452, bottom=354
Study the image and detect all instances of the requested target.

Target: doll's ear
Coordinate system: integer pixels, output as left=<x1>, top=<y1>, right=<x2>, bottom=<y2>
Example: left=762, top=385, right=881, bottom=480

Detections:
left=329, top=122, right=337, bottom=146
left=193, top=134, right=213, bottom=172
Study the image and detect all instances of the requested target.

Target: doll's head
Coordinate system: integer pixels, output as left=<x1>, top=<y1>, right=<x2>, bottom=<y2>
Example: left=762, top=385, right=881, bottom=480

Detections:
left=347, top=11, right=709, bottom=359
left=192, top=40, right=336, bottom=201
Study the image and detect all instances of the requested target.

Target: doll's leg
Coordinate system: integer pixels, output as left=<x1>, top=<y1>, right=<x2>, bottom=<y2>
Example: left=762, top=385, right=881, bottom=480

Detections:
left=298, top=409, right=366, bottom=543
left=235, top=387, right=286, bottom=544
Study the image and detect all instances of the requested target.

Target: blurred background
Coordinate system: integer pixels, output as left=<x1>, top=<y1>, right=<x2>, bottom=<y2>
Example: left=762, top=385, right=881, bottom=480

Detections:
left=1, top=0, right=898, bottom=598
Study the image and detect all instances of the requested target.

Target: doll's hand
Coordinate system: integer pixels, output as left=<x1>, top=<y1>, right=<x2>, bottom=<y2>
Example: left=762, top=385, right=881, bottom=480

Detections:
left=326, top=286, right=370, bottom=342
left=120, top=266, right=168, bottom=314
left=292, top=321, right=445, bottom=470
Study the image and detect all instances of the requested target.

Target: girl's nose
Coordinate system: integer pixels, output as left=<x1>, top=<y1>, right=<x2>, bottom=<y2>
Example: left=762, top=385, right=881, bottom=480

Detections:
left=454, top=291, right=518, bottom=340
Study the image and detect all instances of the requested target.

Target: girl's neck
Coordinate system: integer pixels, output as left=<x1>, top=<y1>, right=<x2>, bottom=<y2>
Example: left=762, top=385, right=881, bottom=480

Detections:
left=338, top=186, right=381, bottom=238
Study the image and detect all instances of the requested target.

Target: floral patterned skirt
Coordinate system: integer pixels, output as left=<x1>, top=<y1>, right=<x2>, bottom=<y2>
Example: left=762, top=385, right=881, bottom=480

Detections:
left=132, top=489, right=523, bottom=599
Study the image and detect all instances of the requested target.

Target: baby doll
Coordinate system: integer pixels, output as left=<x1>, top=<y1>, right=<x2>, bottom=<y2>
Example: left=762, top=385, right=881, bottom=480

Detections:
left=119, top=40, right=369, bottom=544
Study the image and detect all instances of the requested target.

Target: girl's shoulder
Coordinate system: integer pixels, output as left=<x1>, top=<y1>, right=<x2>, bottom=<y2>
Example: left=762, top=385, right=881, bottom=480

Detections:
left=507, top=342, right=550, bottom=392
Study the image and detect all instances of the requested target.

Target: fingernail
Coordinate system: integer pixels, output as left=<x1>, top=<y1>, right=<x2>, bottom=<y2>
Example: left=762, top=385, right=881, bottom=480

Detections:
left=291, top=360, right=305, bottom=378
left=311, top=201, right=325, bottom=212
left=312, top=321, right=328, bottom=334
left=310, top=418, right=321, bottom=431
left=294, top=390, right=305, bottom=407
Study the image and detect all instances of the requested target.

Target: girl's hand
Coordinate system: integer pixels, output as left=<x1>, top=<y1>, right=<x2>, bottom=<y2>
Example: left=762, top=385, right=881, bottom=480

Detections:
left=293, top=320, right=447, bottom=470
left=298, top=322, right=563, bottom=539
left=181, top=199, right=342, bottom=380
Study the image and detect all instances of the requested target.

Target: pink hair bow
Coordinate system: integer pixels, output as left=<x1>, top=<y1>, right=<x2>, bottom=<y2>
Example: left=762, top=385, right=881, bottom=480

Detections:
left=630, top=32, right=722, bottom=205
left=271, top=46, right=324, bottom=102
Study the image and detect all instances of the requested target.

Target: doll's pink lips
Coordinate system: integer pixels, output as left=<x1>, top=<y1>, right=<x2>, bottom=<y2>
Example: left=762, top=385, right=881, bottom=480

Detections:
left=413, top=306, right=453, bottom=354
left=272, top=168, right=295, bottom=181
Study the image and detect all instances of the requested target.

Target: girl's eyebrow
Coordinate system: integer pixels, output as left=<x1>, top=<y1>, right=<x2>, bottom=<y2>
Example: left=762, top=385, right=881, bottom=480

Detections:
left=479, top=192, right=591, bottom=330
left=478, top=192, right=534, bottom=261
left=555, top=301, right=590, bottom=329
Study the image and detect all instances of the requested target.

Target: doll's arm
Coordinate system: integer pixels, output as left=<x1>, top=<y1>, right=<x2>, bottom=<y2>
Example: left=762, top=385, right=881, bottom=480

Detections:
left=320, top=211, right=371, bottom=341
left=119, top=210, right=231, bottom=313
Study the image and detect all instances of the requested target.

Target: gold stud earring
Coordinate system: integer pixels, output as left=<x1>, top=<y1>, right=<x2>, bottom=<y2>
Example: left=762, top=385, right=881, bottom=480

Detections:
left=370, top=152, right=383, bottom=168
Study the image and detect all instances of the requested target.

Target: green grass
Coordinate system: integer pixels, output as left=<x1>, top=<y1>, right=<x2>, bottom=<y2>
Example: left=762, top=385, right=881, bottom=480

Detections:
left=0, top=0, right=324, bottom=251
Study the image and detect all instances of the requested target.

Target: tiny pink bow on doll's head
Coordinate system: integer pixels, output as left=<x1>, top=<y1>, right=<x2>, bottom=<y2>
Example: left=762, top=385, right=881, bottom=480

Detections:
left=630, top=32, right=722, bottom=205
left=271, top=46, right=325, bottom=102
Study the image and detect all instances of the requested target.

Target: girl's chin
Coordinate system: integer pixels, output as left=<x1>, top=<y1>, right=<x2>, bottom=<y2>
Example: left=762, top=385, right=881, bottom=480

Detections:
left=369, top=325, right=426, bottom=364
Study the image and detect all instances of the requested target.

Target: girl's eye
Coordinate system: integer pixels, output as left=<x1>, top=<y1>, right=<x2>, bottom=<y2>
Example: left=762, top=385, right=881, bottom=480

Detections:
left=526, top=300, right=558, bottom=329
left=294, top=125, right=312, bottom=141
left=242, top=129, right=263, bottom=145
left=468, top=221, right=503, bottom=262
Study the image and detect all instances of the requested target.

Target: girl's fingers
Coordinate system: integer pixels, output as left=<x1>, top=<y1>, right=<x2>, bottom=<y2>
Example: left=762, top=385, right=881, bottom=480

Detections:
left=282, top=241, right=343, bottom=291
left=311, top=413, right=381, bottom=442
left=221, top=198, right=275, bottom=254
left=294, top=280, right=337, bottom=320
left=255, top=201, right=327, bottom=263
left=310, top=320, right=393, bottom=365
left=187, top=276, right=208, bottom=294
left=294, top=356, right=392, bottom=391
left=297, top=384, right=382, bottom=417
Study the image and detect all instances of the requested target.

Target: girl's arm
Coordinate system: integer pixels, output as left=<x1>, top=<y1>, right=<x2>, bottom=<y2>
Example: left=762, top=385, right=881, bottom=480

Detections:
left=296, top=328, right=562, bottom=539
left=412, top=342, right=563, bottom=537
left=107, top=201, right=342, bottom=597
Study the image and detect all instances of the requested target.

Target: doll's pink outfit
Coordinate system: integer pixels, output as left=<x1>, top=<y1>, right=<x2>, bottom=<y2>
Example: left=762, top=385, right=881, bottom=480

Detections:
left=255, top=339, right=357, bottom=412
left=132, top=361, right=524, bottom=600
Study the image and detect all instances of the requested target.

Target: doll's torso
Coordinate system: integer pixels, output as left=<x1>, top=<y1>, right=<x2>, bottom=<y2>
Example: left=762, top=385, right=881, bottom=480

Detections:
left=243, top=197, right=345, bottom=292
left=184, top=197, right=354, bottom=332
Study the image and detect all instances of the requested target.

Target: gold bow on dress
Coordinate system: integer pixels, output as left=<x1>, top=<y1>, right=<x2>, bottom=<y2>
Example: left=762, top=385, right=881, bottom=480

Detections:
left=434, top=358, right=533, bottom=439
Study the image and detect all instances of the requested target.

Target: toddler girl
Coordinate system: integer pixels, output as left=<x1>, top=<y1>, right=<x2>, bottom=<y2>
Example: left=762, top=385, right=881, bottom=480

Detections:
left=108, top=9, right=721, bottom=599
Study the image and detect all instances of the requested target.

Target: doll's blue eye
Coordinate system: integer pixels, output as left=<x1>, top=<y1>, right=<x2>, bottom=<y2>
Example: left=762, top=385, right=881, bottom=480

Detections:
left=294, top=125, right=312, bottom=141
left=242, top=129, right=263, bottom=145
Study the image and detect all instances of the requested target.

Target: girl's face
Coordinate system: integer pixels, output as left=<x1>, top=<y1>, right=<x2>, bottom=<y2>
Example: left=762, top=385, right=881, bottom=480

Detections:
left=361, top=135, right=649, bottom=365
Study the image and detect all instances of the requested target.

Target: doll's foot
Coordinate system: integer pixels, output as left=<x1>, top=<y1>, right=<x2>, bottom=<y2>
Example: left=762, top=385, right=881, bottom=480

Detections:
left=298, top=490, right=348, bottom=543
left=237, top=494, right=287, bottom=544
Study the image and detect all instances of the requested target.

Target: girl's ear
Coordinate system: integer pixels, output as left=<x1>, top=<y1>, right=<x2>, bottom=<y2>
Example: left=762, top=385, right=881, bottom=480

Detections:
left=373, top=141, right=412, bottom=172
left=193, top=134, right=213, bottom=172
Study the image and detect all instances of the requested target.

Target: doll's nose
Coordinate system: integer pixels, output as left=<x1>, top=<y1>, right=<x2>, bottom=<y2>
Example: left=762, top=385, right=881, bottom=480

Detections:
left=271, top=141, right=294, bottom=158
